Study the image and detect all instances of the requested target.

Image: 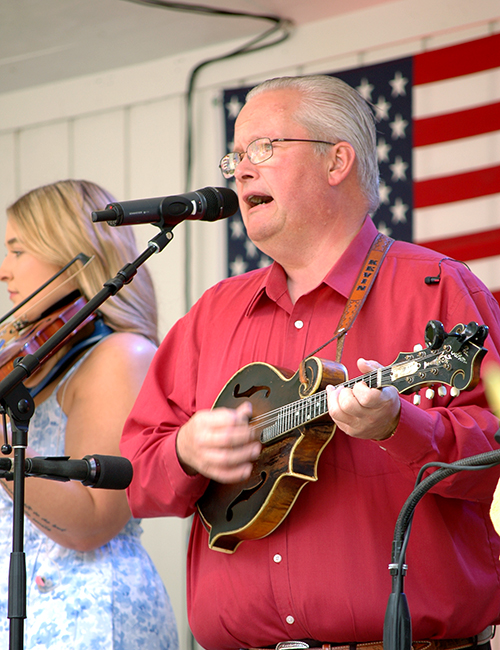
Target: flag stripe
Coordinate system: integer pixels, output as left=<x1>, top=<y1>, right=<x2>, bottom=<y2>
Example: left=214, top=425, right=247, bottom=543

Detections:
left=414, top=131, right=500, bottom=181
left=414, top=195, right=500, bottom=242
left=420, top=227, right=500, bottom=261
left=414, top=32, right=500, bottom=84
left=414, top=164, right=500, bottom=208
left=414, top=68, right=500, bottom=120
left=414, top=102, right=500, bottom=147
left=224, top=33, right=500, bottom=296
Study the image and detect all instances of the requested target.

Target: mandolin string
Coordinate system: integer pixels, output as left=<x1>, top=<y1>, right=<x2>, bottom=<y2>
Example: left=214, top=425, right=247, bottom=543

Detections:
left=249, top=367, right=396, bottom=432
left=249, top=348, right=443, bottom=437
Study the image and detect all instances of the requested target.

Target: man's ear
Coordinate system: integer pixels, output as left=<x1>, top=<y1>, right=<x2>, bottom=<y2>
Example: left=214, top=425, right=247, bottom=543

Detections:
left=327, top=142, right=357, bottom=187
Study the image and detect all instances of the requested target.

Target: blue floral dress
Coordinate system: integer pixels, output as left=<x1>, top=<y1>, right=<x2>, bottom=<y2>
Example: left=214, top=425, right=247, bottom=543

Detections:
left=0, top=352, right=179, bottom=650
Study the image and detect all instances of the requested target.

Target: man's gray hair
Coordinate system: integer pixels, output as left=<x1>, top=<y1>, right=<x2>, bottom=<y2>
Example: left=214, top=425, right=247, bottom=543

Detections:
left=246, top=75, right=380, bottom=215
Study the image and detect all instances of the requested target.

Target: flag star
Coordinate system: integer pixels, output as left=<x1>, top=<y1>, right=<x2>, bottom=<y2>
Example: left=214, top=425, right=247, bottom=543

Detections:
left=226, top=95, right=243, bottom=119
left=389, top=71, right=409, bottom=97
left=389, top=155, right=409, bottom=181
left=229, top=255, right=248, bottom=276
left=390, top=114, right=409, bottom=139
left=357, top=77, right=375, bottom=101
left=374, top=95, right=391, bottom=121
left=230, top=218, right=246, bottom=239
left=377, top=137, right=392, bottom=163
left=245, top=238, right=259, bottom=259
left=378, top=180, right=392, bottom=204
left=376, top=221, right=393, bottom=236
left=390, top=197, right=409, bottom=224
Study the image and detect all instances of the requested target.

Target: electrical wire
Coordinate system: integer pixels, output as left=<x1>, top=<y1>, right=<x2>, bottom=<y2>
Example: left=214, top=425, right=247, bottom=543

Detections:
left=385, top=451, right=500, bottom=650
left=113, top=7, right=293, bottom=648
left=120, top=1, right=293, bottom=312
left=121, top=0, right=293, bottom=189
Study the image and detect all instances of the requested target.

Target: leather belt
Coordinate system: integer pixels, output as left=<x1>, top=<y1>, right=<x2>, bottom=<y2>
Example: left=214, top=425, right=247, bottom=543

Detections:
left=247, top=625, right=494, bottom=650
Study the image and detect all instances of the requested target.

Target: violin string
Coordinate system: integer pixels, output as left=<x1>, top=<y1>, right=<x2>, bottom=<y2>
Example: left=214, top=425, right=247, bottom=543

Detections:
left=0, top=253, right=92, bottom=326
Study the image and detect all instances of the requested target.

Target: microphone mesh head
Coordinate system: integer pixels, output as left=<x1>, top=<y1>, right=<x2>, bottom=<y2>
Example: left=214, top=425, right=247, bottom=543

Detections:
left=92, top=455, right=133, bottom=490
left=200, top=187, right=239, bottom=221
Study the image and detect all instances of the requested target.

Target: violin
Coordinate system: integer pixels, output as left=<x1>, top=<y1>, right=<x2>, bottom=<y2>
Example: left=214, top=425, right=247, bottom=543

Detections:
left=0, top=293, right=97, bottom=382
left=0, top=253, right=97, bottom=382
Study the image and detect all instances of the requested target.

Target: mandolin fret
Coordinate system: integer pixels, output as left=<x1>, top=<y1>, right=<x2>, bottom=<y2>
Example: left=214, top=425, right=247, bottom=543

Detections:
left=260, top=391, right=329, bottom=443
left=198, top=321, right=487, bottom=552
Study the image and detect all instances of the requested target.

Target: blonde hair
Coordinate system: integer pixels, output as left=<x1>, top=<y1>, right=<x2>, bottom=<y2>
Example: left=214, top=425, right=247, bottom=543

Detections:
left=247, top=75, right=380, bottom=215
left=7, top=179, right=159, bottom=345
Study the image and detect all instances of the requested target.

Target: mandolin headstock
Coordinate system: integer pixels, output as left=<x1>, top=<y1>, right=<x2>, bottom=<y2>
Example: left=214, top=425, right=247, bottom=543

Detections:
left=387, top=320, right=488, bottom=400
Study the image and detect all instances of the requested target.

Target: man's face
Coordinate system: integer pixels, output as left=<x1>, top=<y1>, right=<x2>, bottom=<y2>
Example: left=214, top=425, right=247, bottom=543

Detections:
left=233, top=88, right=336, bottom=262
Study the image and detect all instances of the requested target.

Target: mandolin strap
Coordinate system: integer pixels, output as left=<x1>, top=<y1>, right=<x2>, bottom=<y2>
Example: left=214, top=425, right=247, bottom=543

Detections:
left=304, top=231, right=394, bottom=371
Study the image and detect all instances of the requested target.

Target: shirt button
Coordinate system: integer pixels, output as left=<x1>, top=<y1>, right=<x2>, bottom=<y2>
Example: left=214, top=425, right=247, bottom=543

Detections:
left=286, top=615, right=295, bottom=625
left=273, top=554, right=282, bottom=563
left=294, top=320, right=304, bottom=329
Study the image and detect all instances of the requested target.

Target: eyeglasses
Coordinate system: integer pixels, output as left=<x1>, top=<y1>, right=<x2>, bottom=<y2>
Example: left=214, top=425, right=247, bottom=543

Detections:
left=219, top=137, right=338, bottom=179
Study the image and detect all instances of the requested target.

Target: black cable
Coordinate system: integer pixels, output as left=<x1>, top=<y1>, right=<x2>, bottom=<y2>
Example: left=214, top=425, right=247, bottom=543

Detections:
left=122, top=0, right=282, bottom=21
left=120, top=0, right=293, bottom=189
left=120, top=0, right=293, bottom=314
left=117, top=11, right=293, bottom=647
left=384, top=450, right=500, bottom=650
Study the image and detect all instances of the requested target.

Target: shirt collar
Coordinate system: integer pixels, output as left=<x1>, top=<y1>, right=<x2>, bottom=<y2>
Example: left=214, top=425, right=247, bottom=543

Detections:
left=245, top=216, right=379, bottom=315
left=325, top=216, right=379, bottom=299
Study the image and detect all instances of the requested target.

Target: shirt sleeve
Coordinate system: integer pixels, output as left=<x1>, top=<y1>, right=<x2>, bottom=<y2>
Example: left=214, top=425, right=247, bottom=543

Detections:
left=121, top=305, right=210, bottom=519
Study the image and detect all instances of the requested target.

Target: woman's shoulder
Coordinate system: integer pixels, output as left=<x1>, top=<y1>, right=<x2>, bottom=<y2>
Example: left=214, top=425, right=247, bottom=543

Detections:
left=65, top=332, right=157, bottom=395
left=83, top=331, right=156, bottom=368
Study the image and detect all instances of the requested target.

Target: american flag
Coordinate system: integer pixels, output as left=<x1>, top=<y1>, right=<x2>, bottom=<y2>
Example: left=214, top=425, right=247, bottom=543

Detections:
left=222, top=32, right=500, bottom=302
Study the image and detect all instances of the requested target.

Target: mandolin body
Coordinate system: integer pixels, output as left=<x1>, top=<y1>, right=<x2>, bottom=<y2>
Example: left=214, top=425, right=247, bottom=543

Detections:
left=197, top=357, right=346, bottom=553
left=196, top=320, right=488, bottom=553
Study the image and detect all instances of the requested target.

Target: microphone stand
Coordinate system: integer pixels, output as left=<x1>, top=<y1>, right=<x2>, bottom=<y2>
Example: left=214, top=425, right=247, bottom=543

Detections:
left=0, top=226, right=174, bottom=650
left=383, top=448, right=500, bottom=650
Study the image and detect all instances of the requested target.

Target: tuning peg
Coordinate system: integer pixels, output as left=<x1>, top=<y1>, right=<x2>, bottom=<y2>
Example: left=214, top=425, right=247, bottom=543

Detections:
left=450, top=387, right=460, bottom=397
left=413, top=344, right=423, bottom=352
left=425, top=388, right=435, bottom=400
left=413, top=393, right=421, bottom=405
left=437, top=386, right=447, bottom=397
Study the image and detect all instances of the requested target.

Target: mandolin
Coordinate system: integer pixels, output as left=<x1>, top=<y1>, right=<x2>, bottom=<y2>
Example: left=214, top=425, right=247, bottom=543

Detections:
left=197, top=320, right=489, bottom=553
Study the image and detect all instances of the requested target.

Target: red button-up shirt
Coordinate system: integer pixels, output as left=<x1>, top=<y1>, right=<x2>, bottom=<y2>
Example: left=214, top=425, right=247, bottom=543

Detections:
left=122, top=218, right=500, bottom=650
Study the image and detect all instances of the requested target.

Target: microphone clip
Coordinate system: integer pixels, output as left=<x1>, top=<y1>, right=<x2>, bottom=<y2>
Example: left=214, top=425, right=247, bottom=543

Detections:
left=424, top=257, right=471, bottom=286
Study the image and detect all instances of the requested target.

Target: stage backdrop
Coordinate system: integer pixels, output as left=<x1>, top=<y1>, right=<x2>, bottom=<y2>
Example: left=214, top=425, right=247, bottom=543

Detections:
left=222, top=32, right=500, bottom=303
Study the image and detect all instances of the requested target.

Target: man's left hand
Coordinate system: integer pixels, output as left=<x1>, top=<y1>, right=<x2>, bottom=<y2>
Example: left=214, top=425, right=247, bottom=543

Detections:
left=326, top=358, right=400, bottom=441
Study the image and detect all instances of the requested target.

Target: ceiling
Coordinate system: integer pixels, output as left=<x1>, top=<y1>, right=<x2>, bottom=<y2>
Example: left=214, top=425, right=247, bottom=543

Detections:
left=0, top=0, right=394, bottom=94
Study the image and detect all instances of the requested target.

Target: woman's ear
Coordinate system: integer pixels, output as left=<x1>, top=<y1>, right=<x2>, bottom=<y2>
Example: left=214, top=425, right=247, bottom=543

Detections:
left=327, top=142, right=357, bottom=187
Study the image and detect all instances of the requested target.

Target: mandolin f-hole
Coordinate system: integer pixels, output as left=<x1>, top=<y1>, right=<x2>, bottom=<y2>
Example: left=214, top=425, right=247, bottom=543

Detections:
left=226, top=472, right=267, bottom=522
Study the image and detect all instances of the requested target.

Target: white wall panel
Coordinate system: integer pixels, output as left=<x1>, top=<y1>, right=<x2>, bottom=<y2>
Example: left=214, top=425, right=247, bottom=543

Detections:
left=188, top=86, right=229, bottom=307
left=128, top=96, right=186, bottom=336
left=0, top=131, right=17, bottom=317
left=128, top=97, right=184, bottom=199
left=18, top=122, right=69, bottom=195
left=0, top=131, right=17, bottom=213
left=72, top=109, right=127, bottom=200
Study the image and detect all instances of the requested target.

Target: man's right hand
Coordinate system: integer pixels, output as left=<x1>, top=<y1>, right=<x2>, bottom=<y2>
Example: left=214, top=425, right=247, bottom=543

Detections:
left=176, top=402, right=261, bottom=483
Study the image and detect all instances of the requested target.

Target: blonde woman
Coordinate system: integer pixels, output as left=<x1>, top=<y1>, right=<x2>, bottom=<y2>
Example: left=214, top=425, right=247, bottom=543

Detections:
left=0, top=180, right=178, bottom=649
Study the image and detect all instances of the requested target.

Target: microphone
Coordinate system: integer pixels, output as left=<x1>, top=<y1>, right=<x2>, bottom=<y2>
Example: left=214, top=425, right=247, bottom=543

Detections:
left=22, top=455, right=133, bottom=490
left=91, top=186, right=239, bottom=227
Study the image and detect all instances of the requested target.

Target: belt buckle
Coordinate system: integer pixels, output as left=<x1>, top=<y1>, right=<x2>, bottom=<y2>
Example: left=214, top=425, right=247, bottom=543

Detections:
left=276, top=643, right=310, bottom=650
